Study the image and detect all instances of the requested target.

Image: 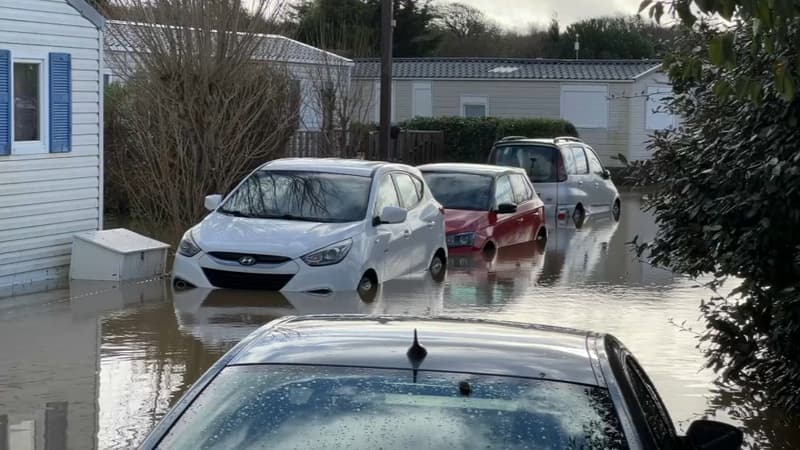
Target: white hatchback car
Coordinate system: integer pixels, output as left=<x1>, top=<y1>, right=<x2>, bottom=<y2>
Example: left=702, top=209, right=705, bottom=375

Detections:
left=173, top=158, right=447, bottom=296
left=488, top=137, right=620, bottom=227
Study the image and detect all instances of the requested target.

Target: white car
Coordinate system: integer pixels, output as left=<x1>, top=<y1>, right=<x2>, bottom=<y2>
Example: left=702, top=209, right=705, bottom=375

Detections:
left=488, top=136, right=620, bottom=227
left=172, top=158, right=447, bottom=296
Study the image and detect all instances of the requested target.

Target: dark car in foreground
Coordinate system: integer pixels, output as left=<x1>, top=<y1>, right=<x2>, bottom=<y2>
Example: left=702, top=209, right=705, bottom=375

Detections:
left=140, top=316, right=743, bottom=450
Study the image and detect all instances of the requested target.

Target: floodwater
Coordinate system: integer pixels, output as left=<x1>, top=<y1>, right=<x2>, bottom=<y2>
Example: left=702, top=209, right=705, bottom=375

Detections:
left=0, top=193, right=797, bottom=449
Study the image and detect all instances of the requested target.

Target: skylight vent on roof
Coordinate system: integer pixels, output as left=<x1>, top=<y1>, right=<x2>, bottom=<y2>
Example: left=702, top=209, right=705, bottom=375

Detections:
left=489, top=66, right=519, bottom=73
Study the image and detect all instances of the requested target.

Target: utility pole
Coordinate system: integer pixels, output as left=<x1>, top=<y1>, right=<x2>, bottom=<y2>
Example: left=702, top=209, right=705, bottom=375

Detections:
left=379, top=0, right=393, bottom=160
left=574, top=33, right=580, bottom=60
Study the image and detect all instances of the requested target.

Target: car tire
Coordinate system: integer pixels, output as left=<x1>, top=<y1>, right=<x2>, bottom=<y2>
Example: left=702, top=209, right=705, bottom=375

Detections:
left=357, top=272, right=378, bottom=303
left=612, top=200, right=621, bottom=222
left=573, top=204, right=586, bottom=229
left=429, top=251, right=447, bottom=283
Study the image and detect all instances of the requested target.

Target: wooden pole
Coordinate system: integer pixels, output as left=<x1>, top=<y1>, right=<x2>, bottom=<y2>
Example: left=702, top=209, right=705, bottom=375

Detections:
left=379, top=0, right=393, bottom=160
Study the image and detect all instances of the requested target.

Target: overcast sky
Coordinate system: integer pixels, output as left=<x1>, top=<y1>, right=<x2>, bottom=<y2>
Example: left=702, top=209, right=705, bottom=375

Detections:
left=455, top=0, right=644, bottom=31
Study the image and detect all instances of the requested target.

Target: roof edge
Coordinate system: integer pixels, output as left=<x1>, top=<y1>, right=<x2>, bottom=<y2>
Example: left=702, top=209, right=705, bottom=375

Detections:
left=353, top=57, right=662, bottom=64
left=66, top=0, right=106, bottom=30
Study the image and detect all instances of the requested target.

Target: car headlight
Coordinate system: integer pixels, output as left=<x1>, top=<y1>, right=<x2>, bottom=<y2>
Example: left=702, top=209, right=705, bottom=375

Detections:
left=177, top=230, right=202, bottom=257
left=446, top=232, right=475, bottom=248
left=302, top=238, right=353, bottom=266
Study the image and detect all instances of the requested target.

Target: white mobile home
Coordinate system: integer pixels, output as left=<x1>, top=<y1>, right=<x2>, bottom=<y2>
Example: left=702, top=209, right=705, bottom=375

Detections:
left=103, top=20, right=354, bottom=132
left=0, top=0, right=105, bottom=297
left=353, top=58, right=675, bottom=165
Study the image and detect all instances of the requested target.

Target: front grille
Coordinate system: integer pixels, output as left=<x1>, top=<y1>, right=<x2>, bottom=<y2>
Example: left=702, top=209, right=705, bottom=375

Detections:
left=208, top=252, right=291, bottom=264
left=202, top=268, right=294, bottom=290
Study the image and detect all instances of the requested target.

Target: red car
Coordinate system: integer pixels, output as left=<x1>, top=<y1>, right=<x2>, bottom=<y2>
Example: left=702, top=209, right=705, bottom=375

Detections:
left=419, top=163, right=547, bottom=254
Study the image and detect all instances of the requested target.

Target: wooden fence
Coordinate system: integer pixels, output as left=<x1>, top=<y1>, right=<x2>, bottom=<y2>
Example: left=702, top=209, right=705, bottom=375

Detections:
left=286, top=129, right=445, bottom=165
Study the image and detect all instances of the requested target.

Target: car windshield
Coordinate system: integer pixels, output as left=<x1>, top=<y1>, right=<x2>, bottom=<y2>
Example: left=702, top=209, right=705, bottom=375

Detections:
left=422, top=172, right=493, bottom=211
left=490, top=145, right=559, bottom=183
left=158, top=365, right=628, bottom=450
left=218, top=171, right=372, bottom=223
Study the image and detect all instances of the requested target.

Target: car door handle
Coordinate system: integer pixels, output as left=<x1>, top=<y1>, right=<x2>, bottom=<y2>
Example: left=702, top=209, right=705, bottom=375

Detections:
left=427, top=220, right=436, bottom=228
left=531, top=210, right=540, bottom=216
left=403, top=230, right=411, bottom=238
left=516, top=218, right=525, bottom=223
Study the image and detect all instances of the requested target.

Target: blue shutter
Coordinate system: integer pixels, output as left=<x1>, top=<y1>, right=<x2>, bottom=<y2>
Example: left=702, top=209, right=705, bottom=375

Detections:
left=0, top=50, right=10, bottom=156
left=49, top=53, right=71, bottom=153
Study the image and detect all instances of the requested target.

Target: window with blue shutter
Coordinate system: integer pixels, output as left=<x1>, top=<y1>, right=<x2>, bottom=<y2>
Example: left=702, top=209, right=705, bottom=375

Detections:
left=0, top=50, right=10, bottom=156
left=49, top=53, right=71, bottom=153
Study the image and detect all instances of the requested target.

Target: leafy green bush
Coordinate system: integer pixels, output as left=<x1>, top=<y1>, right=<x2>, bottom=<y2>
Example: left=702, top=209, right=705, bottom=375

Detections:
left=635, top=21, right=800, bottom=415
left=403, top=117, right=578, bottom=162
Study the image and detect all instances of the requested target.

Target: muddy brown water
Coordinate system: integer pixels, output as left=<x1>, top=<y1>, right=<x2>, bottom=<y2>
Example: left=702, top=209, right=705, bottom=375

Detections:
left=0, top=193, right=797, bottom=449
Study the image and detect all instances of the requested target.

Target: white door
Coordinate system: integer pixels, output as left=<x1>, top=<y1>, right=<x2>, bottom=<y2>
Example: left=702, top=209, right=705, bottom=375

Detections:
left=392, top=172, right=438, bottom=272
left=412, top=82, right=432, bottom=118
left=584, top=146, right=616, bottom=212
left=371, top=174, right=411, bottom=282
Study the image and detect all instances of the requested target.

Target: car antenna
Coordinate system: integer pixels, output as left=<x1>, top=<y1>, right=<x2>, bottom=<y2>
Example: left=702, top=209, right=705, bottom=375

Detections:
left=407, top=329, right=427, bottom=383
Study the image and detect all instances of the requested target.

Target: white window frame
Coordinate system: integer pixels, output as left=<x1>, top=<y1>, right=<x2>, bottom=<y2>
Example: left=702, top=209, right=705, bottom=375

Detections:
left=373, top=81, right=396, bottom=123
left=411, top=81, right=432, bottom=118
left=560, top=84, right=609, bottom=129
left=11, top=51, right=49, bottom=155
left=460, top=95, right=488, bottom=118
left=103, top=70, right=116, bottom=87
left=645, top=85, right=676, bottom=131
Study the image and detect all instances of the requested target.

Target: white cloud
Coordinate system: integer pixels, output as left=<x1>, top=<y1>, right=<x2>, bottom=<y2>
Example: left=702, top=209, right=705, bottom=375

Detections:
left=449, top=0, right=644, bottom=31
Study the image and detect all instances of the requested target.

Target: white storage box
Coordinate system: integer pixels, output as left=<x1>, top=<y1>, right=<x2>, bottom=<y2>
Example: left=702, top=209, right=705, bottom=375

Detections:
left=70, top=229, right=170, bottom=281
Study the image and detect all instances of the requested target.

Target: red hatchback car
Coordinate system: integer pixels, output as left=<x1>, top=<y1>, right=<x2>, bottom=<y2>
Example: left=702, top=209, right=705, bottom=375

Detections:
left=419, top=164, right=546, bottom=253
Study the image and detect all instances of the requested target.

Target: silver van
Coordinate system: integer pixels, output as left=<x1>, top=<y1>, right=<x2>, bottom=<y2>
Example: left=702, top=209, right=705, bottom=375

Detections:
left=487, top=136, right=620, bottom=226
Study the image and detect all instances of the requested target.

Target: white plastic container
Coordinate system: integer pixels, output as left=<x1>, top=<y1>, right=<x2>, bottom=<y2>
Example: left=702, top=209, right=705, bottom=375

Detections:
left=69, top=229, right=170, bottom=281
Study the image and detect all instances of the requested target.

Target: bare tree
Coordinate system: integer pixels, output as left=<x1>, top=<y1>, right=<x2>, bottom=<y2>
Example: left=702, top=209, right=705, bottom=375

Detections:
left=105, top=0, right=300, bottom=229
left=437, top=2, right=497, bottom=39
left=294, top=25, right=377, bottom=158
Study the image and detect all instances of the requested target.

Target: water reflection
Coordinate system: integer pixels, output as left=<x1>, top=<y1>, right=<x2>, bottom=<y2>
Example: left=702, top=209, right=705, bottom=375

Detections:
left=0, top=194, right=797, bottom=448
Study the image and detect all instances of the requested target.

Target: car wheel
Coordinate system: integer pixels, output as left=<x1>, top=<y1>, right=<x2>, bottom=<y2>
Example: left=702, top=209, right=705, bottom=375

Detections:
left=429, top=251, right=447, bottom=282
left=573, top=204, right=586, bottom=229
left=357, top=271, right=378, bottom=302
left=612, top=200, right=621, bottom=222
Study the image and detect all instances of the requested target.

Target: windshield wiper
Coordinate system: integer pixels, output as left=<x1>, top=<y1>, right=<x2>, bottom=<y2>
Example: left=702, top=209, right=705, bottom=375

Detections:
left=265, top=214, right=339, bottom=223
left=217, top=208, right=254, bottom=218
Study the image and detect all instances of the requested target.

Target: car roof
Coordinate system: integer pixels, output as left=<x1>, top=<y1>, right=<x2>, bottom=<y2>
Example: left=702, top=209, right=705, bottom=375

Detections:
left=229, top=316, right=603, bottom=387
left=418, top=163, right=526, bottom=176
left=260, top=158, right=410, bottom=177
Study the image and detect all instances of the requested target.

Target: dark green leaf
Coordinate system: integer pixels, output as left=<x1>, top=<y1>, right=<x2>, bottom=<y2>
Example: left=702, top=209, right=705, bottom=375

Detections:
left=676, top=1, right=697, bottom=27
left=775, top=60, right=796, bottom=101
left=638, top=0, right=654, bottom=13
left=653, top=2, right=664, bottom=23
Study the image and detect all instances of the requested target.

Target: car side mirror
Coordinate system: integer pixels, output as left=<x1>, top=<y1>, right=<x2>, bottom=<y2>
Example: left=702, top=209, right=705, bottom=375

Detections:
left=495, top=203, right=517, bottom=214
left=601, top=169, right=611, bottom=180
left=375, top=206, right=407, bottom=225
left=685, top=420, right=743, bottom=450
left=204, top=194, right=222, bottom=211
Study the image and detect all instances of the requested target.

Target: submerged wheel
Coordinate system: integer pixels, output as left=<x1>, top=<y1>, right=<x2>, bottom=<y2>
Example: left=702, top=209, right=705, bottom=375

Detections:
left=357, top=271, right=378, bottom=302
left=429, top=251, right=447, bottom=283
left=573, top=204, right=586, bottom=229
left=612, top=200, right=621, bottom=222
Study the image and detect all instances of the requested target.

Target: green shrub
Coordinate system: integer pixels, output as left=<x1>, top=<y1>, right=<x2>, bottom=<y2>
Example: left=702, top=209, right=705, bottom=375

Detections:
left=403, top=116, right=578, bottom=162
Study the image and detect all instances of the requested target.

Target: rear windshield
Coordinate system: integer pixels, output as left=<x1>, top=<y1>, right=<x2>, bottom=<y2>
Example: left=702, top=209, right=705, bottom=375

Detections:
left=490, top=145, right=559, bottom=183
left=158, top=365, right=628, bottom=450
left=422, top=172, right=493, bottom=211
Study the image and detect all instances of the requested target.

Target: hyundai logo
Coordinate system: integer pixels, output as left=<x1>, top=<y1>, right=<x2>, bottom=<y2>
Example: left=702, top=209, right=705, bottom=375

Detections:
left=238, top=255, right=257, bottom=266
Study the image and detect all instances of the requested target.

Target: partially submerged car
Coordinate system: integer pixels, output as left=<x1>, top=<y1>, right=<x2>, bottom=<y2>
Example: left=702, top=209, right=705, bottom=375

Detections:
left=488, top=136, right=620, bottom=226
left=419, top=163, right=546, bottom=254
left=140, top=316, right=743, bottom=450
left=173, top=158, right=447, bottom=296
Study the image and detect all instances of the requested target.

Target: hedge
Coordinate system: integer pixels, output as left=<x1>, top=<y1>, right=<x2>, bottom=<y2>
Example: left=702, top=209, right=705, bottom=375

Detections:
left=403, top=116, right=579, bottom=163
